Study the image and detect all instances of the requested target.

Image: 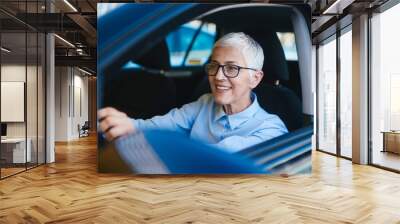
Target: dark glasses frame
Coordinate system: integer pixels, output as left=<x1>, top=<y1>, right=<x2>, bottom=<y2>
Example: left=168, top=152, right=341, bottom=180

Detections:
left=205, top=62, right=257, bottom=78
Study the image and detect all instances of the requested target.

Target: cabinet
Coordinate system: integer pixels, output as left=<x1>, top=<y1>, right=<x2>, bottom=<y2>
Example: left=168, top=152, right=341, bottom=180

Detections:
left=0, top=138, right=31, bottom=164
left=382, top=131, right=400, bottom=154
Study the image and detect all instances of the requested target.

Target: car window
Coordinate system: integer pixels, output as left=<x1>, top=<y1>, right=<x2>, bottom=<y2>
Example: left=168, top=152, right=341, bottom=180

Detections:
left=166, top=20, right=216, bottom=67
left=123, top=20, right=216, bottom=70
left=123, top=61, right=141, bottom=69
left=184, top=22, right=216, bottom=66
left=98, top=3, right=127, bottom=17
left=276, top=32, right=298, bottom=61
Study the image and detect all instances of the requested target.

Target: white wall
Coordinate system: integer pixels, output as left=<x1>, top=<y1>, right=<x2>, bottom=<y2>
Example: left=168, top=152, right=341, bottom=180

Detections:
left=55, top=66, right=89, bottom=141
left=55, top=66, right=69, bottom=141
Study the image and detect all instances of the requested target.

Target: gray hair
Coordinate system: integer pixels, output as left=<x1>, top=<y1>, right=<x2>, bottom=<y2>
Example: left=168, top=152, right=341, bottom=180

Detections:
left=213, top=32, right=264, bottom=72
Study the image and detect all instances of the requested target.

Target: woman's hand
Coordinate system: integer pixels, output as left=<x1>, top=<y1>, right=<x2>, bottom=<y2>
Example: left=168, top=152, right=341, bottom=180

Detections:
left=98, top=107, right=136, bottom=141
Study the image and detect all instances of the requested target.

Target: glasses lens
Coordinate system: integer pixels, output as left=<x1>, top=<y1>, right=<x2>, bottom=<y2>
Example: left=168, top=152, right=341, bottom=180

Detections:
left=206, top=63, right=219, bottom=75
left=224, top=64, right=239, bottom=77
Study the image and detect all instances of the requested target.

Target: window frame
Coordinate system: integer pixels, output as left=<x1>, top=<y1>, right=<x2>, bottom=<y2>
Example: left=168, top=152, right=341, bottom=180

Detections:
left=315, top=23, right=353, bottom=161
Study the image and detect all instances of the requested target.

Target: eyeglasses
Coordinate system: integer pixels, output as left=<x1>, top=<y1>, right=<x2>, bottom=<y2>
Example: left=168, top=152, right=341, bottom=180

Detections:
left=205, top=62, right=257, bottom=78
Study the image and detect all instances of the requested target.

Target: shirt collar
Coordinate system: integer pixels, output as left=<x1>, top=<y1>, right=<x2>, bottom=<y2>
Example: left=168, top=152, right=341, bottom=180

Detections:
left=213, top=92, right=261, bottom=130
left=214, top=104, right=226, bottom=122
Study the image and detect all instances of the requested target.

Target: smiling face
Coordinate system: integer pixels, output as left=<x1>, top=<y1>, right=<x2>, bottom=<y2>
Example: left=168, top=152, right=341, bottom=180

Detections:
left=208, top=46, right=263, bottom=112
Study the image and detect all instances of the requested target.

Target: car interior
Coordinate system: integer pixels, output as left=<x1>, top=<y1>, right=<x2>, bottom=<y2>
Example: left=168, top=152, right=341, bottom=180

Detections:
left=99, top=4, right=313, bottom=174
left=103, top=4, right=309, bottom=132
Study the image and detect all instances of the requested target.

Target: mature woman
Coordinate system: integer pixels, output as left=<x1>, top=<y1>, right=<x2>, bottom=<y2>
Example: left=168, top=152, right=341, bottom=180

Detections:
left=98, top=32, right=287, bottom=152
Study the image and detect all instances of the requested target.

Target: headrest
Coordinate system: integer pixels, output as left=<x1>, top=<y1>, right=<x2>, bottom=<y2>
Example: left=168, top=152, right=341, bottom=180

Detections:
left=135, top=40, right=171, bottom=70
left=248, top=32, right=290, bottom=82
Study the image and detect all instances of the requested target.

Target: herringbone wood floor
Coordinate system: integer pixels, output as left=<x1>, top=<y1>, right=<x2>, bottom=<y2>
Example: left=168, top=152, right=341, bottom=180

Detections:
left=1, top=135, right=400, bottom=224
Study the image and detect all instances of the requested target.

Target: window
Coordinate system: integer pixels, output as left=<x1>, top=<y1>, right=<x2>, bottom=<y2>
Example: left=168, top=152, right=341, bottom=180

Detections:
left=184, top=23, right=216, bottom=66
left=371, top=3, right=400, bottom=171
left=317, top=36, right=337, bottom=154
left=277, top=32, right=298, bottom=61
left=123, top=61, right=141, bottom=69
left=166, top=20, right=216, bottom=67
left=390, top=75, right=400, bottom=130
left=339, top=28, right=352, bottom=158
left=123, top=20, right=216, bottom=70
left=98, top=3, right=127, bottom=17
left=316, top=26, right=353, bottom=159
left=0, top=1, right=46, bottom=179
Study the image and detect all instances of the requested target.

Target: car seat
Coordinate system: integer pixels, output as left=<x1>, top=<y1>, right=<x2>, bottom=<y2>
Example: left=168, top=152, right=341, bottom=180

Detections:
left=252, top=32, right=303, bottom=131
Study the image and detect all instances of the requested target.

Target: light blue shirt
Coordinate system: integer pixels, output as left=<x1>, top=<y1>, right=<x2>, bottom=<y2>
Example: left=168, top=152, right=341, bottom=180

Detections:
left=132, top=93, right=288, bottom=153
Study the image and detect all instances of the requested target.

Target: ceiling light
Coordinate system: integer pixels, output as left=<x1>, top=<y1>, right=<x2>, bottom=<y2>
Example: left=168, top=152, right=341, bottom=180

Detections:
left=323, top=0, right=341, bottom=14
left=78, top=67, right=93, bottom=76
left=63, top=0, right=78, bottom=12
left=54, top=34, right=75, bottom=48
left=322, top=0, right=354, bottom=15
left=1, top=47, right=11, bottom=53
